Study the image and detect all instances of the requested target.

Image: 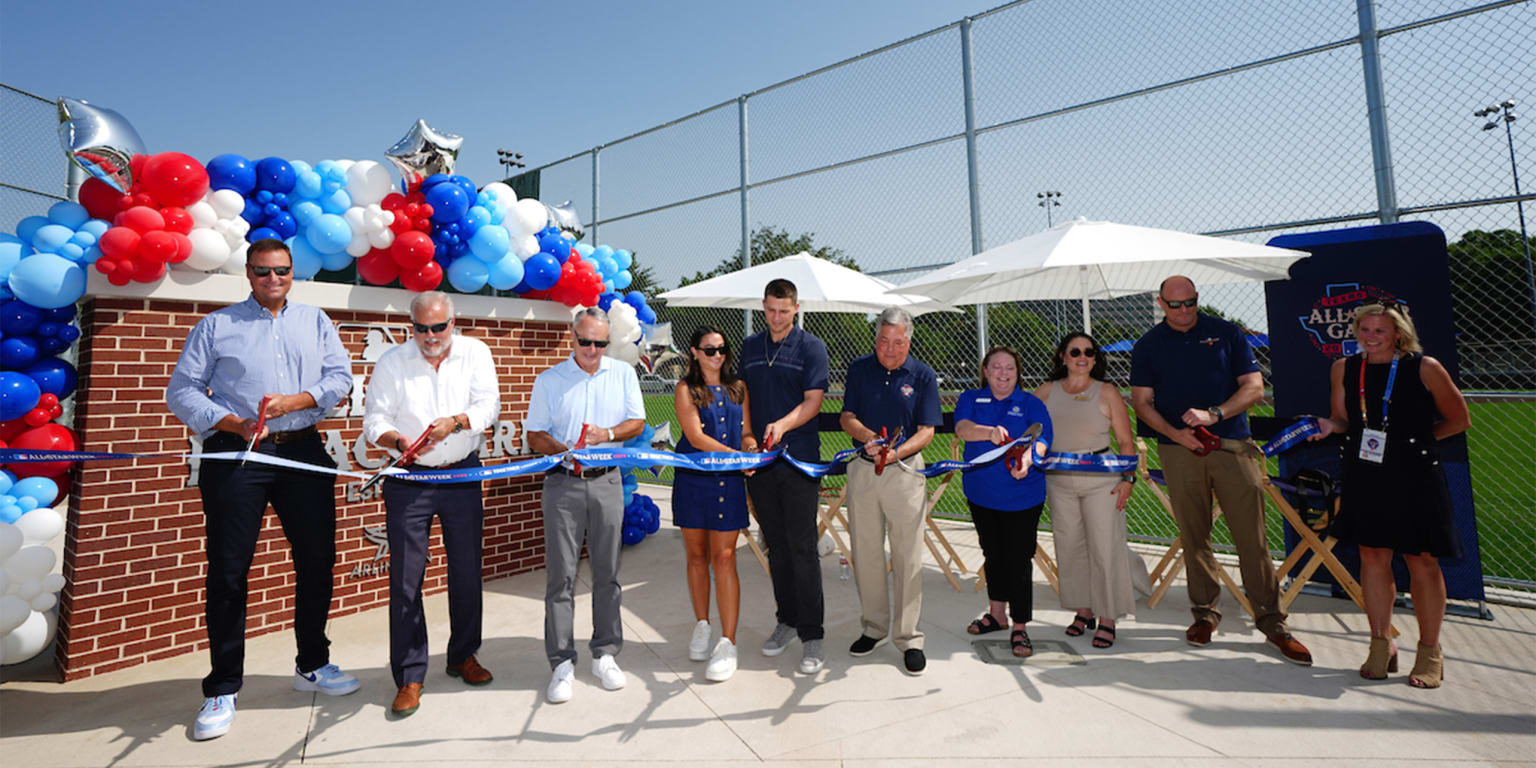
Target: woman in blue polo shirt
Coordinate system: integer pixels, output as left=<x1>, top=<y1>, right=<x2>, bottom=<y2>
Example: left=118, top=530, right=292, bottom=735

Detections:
left=954, top=345, right=1052, bottom=657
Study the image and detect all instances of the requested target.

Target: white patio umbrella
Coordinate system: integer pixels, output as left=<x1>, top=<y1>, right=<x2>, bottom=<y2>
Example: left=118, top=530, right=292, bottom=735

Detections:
left=659, top=252, right=958, bottom=316
left=890, top=218, right=1308, bottom=332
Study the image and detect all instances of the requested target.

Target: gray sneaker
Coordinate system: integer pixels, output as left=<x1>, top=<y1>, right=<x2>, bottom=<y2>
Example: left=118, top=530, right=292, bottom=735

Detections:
left=798, top=639, right=825, bottom=674
left=761, top=623, right=797, bottom=657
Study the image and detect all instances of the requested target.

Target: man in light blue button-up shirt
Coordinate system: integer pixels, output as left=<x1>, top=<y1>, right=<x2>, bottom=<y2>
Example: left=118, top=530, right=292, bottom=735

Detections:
left=526, top=307, right=644, bottom=703
left=165, top=240, right=359, bottom=741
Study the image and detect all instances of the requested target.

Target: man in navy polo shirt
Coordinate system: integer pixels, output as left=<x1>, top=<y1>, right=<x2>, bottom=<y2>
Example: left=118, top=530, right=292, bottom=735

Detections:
left=740, top=278, right=832, bottom=675
left=1129, top=275, right=1312, bottom=666
left=839, top=307, right=940, bottom=676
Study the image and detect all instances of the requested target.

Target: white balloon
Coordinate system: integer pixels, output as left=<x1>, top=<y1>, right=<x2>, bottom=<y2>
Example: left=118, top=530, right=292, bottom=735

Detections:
left=4, top=546, right=54, bottom=582
left=0, top=596, right=28, bottom=635
left=183, top=229, right=233, bottom=271
left=209, top=189, right=246, bottom=219
left=512, top=235, right=540, bottom=260
left=15, top=579, right=40, bottom=601
left=367, top=227, right=395, bottom=249
left=0, top=523, right=21, bottom=562
left=509, top=199, right=549, bottom=239
left=13, top=508, right=63, bottom=546
left=187, top=201, right=218, bottom=229
left=1, top=609, right=53, bottom=663
left=345, top=236, right=371, bottom=258
left=345, top=160, right=395, bottom=207
left=481, top=182, right=517, bottom=213
left=29, top=593, right=55, bottom=613
left=221, top=242, right=249, bottom=275
left=41, top=573, right=64, bottom=592
left=0, top=570, right=8, bottom=595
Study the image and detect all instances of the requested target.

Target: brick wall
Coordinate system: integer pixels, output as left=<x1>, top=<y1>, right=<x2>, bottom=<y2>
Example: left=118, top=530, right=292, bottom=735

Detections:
left=56, top=296, right=569, bottom=680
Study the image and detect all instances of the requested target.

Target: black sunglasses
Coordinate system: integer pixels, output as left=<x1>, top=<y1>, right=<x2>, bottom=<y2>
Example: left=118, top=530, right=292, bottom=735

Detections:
left=249, top=265, right=292, bottom=277
left=697, top=345, right=727, bottom=357
left=412, top=321, right=450, bottom=334
left=1162, top=297, right=1198, bottom=309
left=1068, top=347, right=1097, bottom=358
left=576, top=337, right=610, bottom=348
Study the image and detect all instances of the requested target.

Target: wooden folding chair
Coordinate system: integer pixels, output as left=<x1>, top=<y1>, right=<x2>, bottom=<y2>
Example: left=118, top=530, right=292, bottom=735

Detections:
left=741, top=494, right=772, bottom=575
left=974, top=544, right=1060, bottom=595
left=1136, top=439, right=1255, bottom=620
left=1263, top=478, right=1398, bottom=637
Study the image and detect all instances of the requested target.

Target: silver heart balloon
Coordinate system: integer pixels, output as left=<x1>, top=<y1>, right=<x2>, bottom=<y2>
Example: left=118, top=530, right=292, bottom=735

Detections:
left=57, top=97, right=147, bottom=192
left=385, top=118, right=463, bottom=189
left=545, top=200, right=586, bottom=241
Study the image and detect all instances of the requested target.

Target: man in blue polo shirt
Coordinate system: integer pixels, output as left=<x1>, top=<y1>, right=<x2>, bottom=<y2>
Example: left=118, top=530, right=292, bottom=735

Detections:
left=839, top=307, right=940, bottom=675
left=740, top=278, right=832, bottom=675
left=1129, top=275, right=1311, bottom=666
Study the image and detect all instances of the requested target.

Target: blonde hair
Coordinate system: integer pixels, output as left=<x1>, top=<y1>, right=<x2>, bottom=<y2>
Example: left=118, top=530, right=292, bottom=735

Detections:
left=1352, top=302, right=1422, bottom=355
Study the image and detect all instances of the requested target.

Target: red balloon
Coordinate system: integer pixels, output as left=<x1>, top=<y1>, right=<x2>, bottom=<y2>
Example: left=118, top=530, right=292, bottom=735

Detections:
left=0, top=417, right=27, bottom=443
left=9, top=423, right=76, bottom=478
left=24, top=408, right=50, bottom=427
left=36, top=394, right=58, bottom=410
left=139, top=151, right=210, bottom=207
left=391, top=231, right=435, bottom=269
left=381, top=193, right=407, bottom=212
left=98, top=226, right=141, bottom=260
left=405, top=190, right=426, bottom=206
left=400, top=260, right=443, bottom=292
left=139, top=230, right=179, bottom=262
left=169, top=232, right=193, bottom=263
left=412, top=217, right=432, bottom=232
left=522, top=289, right=549, bottom=301
left=132, top=257, right=167, bottom=283
left=116, top=205, right=165, bottom=235
left=77, top=177, right=126, bottom=220
left=159, top=206, right=193, bottom=234
left=418, top=204, right=434, bottom=219
left=128, top=153, right=148, bottom=180
left=356, top=248, right=400, bottom=285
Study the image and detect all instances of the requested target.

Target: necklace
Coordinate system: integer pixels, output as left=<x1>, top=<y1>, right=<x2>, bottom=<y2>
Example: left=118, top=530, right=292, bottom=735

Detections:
left=766, top=332, right=789, bottom=368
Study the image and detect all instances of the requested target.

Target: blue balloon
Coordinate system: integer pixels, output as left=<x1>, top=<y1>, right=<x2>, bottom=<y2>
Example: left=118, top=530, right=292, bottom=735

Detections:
left=56, top=324, right=80, bottom=343
left=624, top=290, right=646, bottom=308
left=621, top=524, right=644, bottom=546
left=426, top=183, right=469, bottom=223
left=449, top=175, right=477, bottom=207
left=37, top=337, right=67, bottom=356
left=248, top=227, right=281, bottom=243
left=13, top=476, right=58, bottom=507
left=420, top=173, right=450, bottom=189
left=24, top=357, right=77, bottom=400
left=592, top=244, right=614, bottom=261
left=57, top=243, right=85, bottom=262
left=267, top=211, right=298, bottom=239
left=523, top=252, right=561, bottom=291
left=240, top=198, right=265, bottom=225
left=637, top=304, right=657, bottom=325
left=8, top=253, right=85, bottom=308
left=612, top=249, right=633, bottom=271
left=464, top=205, right=491, bottom=231
left=575, top=243, right=595, bottom=258
left=255, top=157, right=296, bottom=193
left=511, top=277, right=532, bottom=294
left=293, top=169, right=323, bottom=200
left=16, top=496, right=36, bottom=513
left=207, top=154, right=258, bottom=195
left=0, top=505, right=21, bottom=525
left=597, top=292, right=618, bottom=311
left=0, top=243, right=26, bottom=283
left=447, top=256, right=490, bottom=293
left=318, top=188, right=351, bottom=215
left=47, top=201, right=90, bottom=229
left=290, top=201, right=322, bottom=226
left=468, top=224, right=511, bottom=263
left=78, top=219, right=108, bottom=239
left=0, top=471, right=10, bottom=495
left=319, top=250, right=352, bottom=272
left=305, top=213, right=352, bottom=254
left=1, top=301, right=43, bottom=335
left=612, top=270, right=632, bottom=290
left=596, top=255, right=618, bottom=278
left=0, top=370, right=41, bottom=420
left=15, top=216, right=49, bottom=245
left=288, top=237, right=325, bottom=279
left=487, top=254, right=525, bottom=291
left=1, top=338, right=40, bottom=370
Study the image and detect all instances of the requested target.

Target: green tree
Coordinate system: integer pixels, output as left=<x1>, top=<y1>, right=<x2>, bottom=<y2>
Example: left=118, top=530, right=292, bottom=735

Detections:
left=1447, top=228, right=1536, bottom=343
left=678, top=226, right=859, bottom=287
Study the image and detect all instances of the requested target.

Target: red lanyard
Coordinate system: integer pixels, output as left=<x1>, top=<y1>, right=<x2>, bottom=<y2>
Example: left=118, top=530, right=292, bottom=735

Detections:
left=1356, top=352, right=1400, bottom=430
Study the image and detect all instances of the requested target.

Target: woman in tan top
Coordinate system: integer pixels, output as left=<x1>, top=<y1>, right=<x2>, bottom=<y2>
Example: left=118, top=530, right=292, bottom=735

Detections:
left=1034, top=333, right=1137, bottom=648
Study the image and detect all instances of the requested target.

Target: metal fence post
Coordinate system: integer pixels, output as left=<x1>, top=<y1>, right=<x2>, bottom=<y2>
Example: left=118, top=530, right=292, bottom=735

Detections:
left=739, top=95, right=752, bottom=337
left=961, top=16, right=987, bottom=360
left=1357, top=0, right=1399, bottom=224
left=591, top=147, right=601, bottom=246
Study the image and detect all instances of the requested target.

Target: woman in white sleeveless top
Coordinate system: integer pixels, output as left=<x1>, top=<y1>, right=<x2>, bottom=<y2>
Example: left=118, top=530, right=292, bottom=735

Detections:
left=1034, top=333, right=1136, bottom=648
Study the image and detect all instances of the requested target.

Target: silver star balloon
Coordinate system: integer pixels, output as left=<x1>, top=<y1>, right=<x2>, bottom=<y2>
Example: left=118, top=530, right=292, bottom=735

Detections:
left=545, top=200, right=586, bottom=242
left=57, top=97, right=147, bottom=192
left=385, top=118, right=463, bottom=189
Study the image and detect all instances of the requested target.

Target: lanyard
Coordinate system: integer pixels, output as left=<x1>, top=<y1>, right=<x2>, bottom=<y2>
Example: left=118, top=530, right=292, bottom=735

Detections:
left=1357, top=352, right=1400, bottom=430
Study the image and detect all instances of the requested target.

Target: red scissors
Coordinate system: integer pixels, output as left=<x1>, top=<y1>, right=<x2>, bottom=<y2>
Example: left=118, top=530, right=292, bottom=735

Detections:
left=239, top=395, right=273, bottom=468
left=357, top=426, right=435, bottom=494
left=874, top=427, right=903, bottom=475
left=569, top=424, right=592, bottom=474
left=1005, top=422, right=1046, bottom=474
left=1191, top=426, right=1222, bottom=457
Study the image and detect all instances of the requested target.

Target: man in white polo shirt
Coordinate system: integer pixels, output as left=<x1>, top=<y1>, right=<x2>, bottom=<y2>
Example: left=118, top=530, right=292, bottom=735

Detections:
left=526, top=307, right=645, bottom=703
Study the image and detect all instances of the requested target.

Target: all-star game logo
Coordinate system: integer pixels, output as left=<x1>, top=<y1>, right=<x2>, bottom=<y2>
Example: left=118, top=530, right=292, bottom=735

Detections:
left=1298, top=282, right=1404, bottom=359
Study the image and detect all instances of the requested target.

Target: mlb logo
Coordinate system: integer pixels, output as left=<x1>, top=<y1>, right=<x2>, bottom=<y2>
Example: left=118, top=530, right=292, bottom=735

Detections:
left=900, top=384, right=914, bottom=398
left=1366, top=437, right=1380, bottom=450
left=1342, top=339, right=1360, bottom=356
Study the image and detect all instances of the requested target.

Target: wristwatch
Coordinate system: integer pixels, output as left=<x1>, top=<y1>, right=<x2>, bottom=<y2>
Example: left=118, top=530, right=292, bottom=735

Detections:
left=452, top=415, right=465, bottom=433
left=1208, top=405, right=1224, bottom=422
left=1121, top=472, right=1137, bottom=485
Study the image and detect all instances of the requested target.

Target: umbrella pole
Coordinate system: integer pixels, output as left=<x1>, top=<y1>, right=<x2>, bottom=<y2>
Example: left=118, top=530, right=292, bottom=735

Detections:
left=1079, top=265, right=1092, bottom=334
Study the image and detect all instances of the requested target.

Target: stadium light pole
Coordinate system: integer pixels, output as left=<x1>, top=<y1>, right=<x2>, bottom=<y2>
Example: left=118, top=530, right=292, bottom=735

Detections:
left=1037, top=190, right=1062, bottom=228
left=496, top=148, right=525, bottom=178
left=1474, top=100, right=1535, bottom=338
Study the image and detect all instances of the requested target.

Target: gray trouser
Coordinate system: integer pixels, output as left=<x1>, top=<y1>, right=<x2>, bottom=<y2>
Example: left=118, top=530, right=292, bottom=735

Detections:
left=542, top=469, right=625, bottom=668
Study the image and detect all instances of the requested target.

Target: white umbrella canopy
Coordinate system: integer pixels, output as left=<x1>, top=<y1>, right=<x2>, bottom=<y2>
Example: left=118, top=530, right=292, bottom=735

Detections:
left=659, top=252, right=958, bottom=316
left=891, top=219, right=1308, bottom=320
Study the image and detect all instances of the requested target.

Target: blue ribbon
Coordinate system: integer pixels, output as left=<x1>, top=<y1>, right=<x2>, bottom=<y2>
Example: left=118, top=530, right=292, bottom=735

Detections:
left=1259, top=418, right=1322, bottom=457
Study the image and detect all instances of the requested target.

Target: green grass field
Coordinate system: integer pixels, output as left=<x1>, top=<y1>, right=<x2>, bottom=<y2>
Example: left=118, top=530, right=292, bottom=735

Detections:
left=641, top=393, right=1535, bottom=584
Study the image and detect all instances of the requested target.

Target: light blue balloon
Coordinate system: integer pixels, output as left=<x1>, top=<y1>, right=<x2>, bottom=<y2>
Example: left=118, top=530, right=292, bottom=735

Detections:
left=0, top=242, right=28, bottom=280
left=613, top=270, right=633, bottom=290
left=8, top=253, right=85, bottom=308
left=80, top=245, right=102, bottom=264
left=597, top=255, right=618, bottom=278
left=315, top=160, right=346, bottom=192
left=486, top=254, right=524, bottom=291
left=293, top=169, right=323, bottom=200
left=16, top=496, right=37, bottom=513
left=592, top=244, right=613, bottom=260
left=287, top=237, right=324, bottom=279
left=305, top=213, right=352, bottom=254
left=15, top=216, right=49, bottom=244
left=603, top=279, right=615, bottom=293
left=291, top=200, right=322, bottom=226
left=78, top=219, right=109, bottom=238
left=0, top=470, right=14, bottom=495
left=47, top=201, right=90, bottom=229
left=464, top=206, right=491, bottom=231
left=289, top=160, right=313, bottom=175
left=468, top=223, right=510, bottom=263
left=69, top=229, right=98, bottom=248
left=612, top=249, right=633, bottom=271
left=318, top=188, right=351, bottom=214
left=13, top=477, right=56, bottom=506
left=0, top=505, right=20, bottom=524
left=447, top=256, right=489, bottom=293
left=321, top=250, right=353, bottom=272
left=57, top=243, right=85, bottom=262
left=0, top=495, right=13, bottom=508
left=31, top=224, right=74, bottom=254
left=575, top=243, right=595, bottom=258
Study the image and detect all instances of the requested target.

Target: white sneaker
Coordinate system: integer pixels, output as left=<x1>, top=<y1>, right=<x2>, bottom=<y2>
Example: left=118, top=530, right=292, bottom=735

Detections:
left=294, top=664, right=361, bottom=696
left=192, top=694, right=236, bottom=741
left=798, top=639, right=825, bottom=675
left=592, top=654, right=626, bottom=691
left=546, top=659, right=574, bottom=704
left=688, top=620, right=713, bottom=661
left=705, top=639, right=737, bottom=682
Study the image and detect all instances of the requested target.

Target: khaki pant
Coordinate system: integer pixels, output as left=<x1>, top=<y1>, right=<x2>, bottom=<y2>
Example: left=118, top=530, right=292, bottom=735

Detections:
left=846, top=457, right=926, bottom=651
left=1047, top=472, right=1135, bottom=620
left=1160, top=443, right=1287, bottom=636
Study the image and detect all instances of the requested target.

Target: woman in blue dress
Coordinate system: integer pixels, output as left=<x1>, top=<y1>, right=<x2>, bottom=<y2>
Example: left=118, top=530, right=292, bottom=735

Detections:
left=672, top=325, right=757, bottom=682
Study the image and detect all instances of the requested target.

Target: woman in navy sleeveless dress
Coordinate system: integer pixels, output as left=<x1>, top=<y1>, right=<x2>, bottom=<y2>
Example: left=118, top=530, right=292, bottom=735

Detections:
left=672, top=325, right=756, bottom=682
left=1313, top=302, right=1468, bottom=689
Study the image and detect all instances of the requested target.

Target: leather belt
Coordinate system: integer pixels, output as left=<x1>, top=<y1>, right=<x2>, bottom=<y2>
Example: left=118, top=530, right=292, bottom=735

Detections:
left=550, top=465, right=613, bottom=480
left=262, top=426, right=318, bottom=445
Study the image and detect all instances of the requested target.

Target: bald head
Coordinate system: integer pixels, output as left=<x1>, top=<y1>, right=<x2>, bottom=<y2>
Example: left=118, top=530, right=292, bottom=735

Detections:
left=1157, top=274, right=1200, bottom=332
left=1159, top=275, right=1196, bottom=299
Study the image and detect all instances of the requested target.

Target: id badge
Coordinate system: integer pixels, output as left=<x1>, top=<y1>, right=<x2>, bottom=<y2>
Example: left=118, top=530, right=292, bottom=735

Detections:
left=1358, top=428, right=1387, bottom=464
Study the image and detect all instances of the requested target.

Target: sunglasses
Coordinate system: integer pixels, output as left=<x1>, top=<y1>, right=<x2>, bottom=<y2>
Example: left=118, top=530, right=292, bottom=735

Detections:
left=1068, top=347, right=1097, bottom=358
left=1161, top=296, right=1198, bottom=309
left=576, top=337, right=611, bottom=348
left=697, top=346, right=727, bottom=357
left=412, top=321, right=450, bottom=334
left=1374, top=298, right=1407, bottom=312
left=249, top=265, right=292, bottom=277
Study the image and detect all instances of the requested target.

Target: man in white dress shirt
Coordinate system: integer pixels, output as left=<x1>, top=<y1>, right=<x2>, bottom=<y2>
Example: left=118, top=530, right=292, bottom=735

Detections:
left=363, top=291, right=501, bottom=717
left=525, top=307, right=644, bottom=703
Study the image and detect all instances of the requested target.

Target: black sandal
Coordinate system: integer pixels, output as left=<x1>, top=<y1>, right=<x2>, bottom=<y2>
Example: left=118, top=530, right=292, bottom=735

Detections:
left=1064, top=615, right=1097, bottom=637
left=1011, top=629, right=1034, bottom=658
left=1092, top=624, right=1117, bottom=649
left=967, top=613, right=1005, bottom=635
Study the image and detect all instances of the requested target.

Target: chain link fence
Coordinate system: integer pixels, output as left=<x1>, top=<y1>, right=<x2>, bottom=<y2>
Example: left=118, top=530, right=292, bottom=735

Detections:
left=523, top=0, right=1535, bottom=591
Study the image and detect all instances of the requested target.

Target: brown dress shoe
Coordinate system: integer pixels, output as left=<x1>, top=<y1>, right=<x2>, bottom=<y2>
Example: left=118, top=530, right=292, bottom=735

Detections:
left=1266, top=631, right=1314, bottom=666
left=446, top=655, right=494, bottom=686
left=1185, top=621, right=1214, bottom=647
left=391, top=683, right=423, bottom=717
